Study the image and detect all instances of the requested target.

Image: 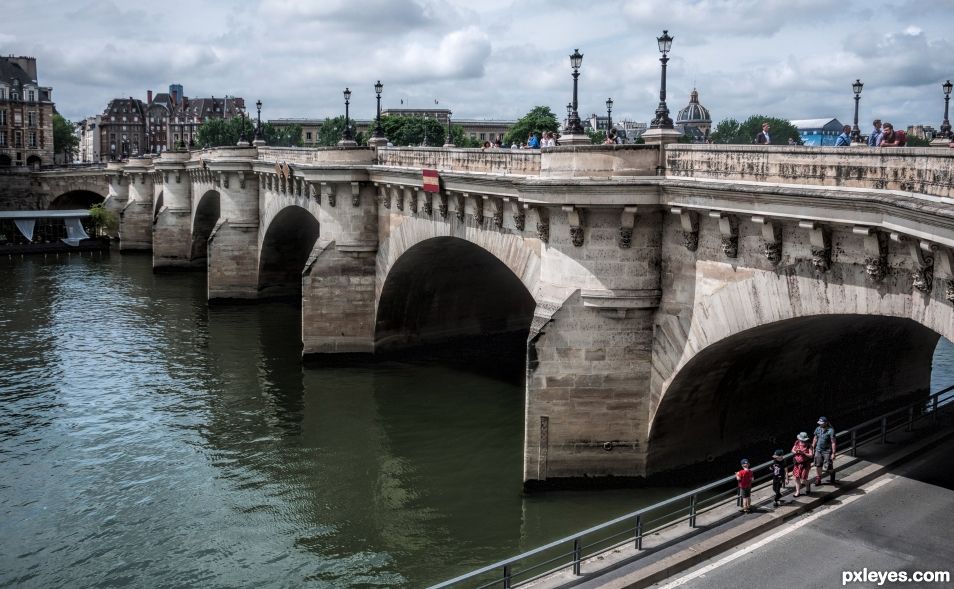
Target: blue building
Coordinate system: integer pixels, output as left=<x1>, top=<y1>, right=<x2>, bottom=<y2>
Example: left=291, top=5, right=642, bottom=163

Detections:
left=790, top=118, right=844, bottom=146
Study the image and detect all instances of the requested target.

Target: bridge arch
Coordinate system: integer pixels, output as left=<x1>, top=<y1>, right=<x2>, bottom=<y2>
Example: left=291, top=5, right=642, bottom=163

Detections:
left=191, top=189, right=220, bottom=263
left=258, top=204, right=320, bottom=299
left=375, top=234, right=538, bottom=353
left=49, top=189, right=105, bottom=210
left=646, top=261, right=954, bottom=474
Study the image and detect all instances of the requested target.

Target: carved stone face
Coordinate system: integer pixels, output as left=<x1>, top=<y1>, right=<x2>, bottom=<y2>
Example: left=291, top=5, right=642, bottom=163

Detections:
left=912, top=268, right=933, bottom=293
left=570, top=226, right=584, bottom=247
left=721, top=236, right=738, bottom=258
left=536, top=221, right=549, bottom=243
left=513, top=212, right=526, bottom=231
left=864, top=256, right=885, bottom=282
left=683, top=232, right=698, bottom=252
left=618, top=227, right=633, bottom=249
left=763, top=241, right=781, bottom=264
left=811, top=246, right=831, bottom=271
left=945, top=279, right=954, bottom=303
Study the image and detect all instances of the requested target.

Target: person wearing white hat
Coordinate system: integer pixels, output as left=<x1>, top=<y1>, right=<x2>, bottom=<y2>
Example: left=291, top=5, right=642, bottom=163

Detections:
left=791, top=432, right=814, bottom=497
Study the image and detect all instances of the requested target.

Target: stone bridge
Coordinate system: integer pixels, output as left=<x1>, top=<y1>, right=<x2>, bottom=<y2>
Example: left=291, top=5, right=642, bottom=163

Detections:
left=30, top=141, right=954, bottom=488
left=0, top=166, right=109, bottom=210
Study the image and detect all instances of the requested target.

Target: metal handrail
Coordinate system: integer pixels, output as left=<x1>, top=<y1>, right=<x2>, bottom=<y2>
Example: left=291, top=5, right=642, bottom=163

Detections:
left=429, top=385, right=954, bottom=588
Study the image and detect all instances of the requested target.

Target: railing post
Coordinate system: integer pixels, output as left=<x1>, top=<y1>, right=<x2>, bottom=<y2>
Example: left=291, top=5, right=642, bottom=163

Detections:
left=933, top=395, right=939, bottom=424
left=689, top=494, right=697, bottom=528
left=907, top=406, right=914, bottom=432
left=880, top=416, right=888, bottom=444
left=572, top=538, right=582, bottom=576
left=502, top=565, right=512, bottom=589
left=737, top=486, right=743, bottom=508
left=850, top=430, right=857, bottom=457
left=635, top=514, right=643, bottom=550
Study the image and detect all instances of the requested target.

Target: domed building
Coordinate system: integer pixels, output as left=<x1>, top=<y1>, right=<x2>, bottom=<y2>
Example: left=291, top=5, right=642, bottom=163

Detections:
left=676, top=89, right=712, bottom=142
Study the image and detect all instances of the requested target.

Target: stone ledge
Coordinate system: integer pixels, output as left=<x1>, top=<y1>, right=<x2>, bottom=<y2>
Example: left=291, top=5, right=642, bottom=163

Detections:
left=581, top=289, right=662, bottom=312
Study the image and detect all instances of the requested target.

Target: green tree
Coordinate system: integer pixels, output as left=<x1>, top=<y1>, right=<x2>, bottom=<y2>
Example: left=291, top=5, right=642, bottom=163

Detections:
left=710, top=115, right=802, bottom=145
left=448, top=125, right=481, bottom=148
left=88, top=203, right=118, bottom=236
left=381, top=115, right=448, bottom=147
left=905, top=135, right=931, bottom=147
left=317, top=115, right=367, bottom=146
left=195, top=116, right=256, bottom=148
left=586, top=128, right=605, bottom=144
left=503, top=106, right=560, bottom=146
left=263, top=122, right=304, bottom=147
left=52, top=114, right=79, bottom=162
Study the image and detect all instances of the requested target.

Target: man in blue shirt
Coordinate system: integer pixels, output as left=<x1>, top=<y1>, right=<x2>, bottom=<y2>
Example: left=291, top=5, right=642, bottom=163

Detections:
left=527, top=133, right=540, bottom=149
left=812, top=416, right=836, bottom=485
left=835, top=125, right=852, bottom=146
left=867, top=119, right=882, bottom=146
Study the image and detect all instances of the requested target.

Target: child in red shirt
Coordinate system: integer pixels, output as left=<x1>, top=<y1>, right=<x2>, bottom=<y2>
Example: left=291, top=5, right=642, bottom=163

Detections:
left=736, top=459, right=754, bottom=513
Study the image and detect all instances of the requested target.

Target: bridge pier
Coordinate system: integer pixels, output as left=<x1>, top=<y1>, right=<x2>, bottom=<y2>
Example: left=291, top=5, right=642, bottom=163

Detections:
left=153, top=152, right=194, bottom=270
left=207, top=149, right=259, bottom=300
left=302, top=181, right=378, bottom=355
left=119, top=159, right=154, bottom=252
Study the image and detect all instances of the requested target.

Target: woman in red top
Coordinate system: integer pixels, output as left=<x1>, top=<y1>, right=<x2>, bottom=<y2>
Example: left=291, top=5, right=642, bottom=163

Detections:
left=736, top=459, right=754, bottom=513
left=792, top=432, right=814, bottom=497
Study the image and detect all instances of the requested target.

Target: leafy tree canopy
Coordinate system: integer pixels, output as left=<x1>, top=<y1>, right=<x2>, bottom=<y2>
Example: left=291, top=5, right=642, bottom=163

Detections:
left=317, top=115, right=367, bottom=146
left=503, top=106, right=560, bottom=146
left=52, top=114, right=79, bottom=159
left=195, top=116, right=303, bottom=148
left=380, top=115, right=448, bottom=147
left=710, top=115, right=802, bottom=145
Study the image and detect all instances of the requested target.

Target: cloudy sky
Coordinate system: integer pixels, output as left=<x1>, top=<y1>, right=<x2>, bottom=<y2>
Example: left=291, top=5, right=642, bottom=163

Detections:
left=4, top=0, right=954, bottom=131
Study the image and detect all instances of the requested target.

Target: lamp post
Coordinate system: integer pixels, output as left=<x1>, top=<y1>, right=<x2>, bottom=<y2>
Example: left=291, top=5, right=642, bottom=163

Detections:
left=338, top=88, right=357, bottom=146
left=443, top=110, right=455, bottom=148
left=851, top=79, right=863, bottom=143
left=942, top=79, right=953, bottom=139
left=253, top=99, right=265, bottom=145
left=237, top=111, right=250, bottom=146
left=561, top=49, right=589, bottom=144
left=369, top=80, right=387, bottom=146
left=650, top=30, right=674, bottom=129
left=606, top=97, right=614, bottom=137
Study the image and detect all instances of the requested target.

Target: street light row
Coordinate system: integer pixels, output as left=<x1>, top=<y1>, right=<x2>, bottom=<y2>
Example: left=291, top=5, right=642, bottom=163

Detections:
left=249, top=31, right=953, bottom=148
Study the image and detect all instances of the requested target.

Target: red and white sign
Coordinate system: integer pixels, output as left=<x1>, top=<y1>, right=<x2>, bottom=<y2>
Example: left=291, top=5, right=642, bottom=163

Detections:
left=422, top=169, right=440, bottom=193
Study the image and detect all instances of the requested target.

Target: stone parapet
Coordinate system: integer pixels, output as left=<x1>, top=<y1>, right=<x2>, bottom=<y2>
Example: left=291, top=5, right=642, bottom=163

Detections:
left=666, top=144, right=954, bottom=198
left=259, top=146, right=375, bottom=166
left=541, top=144, right=660, bottom=178
left=376, top=146, right=542, bottom=175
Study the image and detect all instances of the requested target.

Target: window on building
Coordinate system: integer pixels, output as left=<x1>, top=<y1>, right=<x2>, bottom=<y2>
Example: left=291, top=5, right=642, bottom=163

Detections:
left=15, top=131, right=22, bottom=147
left=174, top=134, right=179, bottom=141
left=480, top=133, right=486, bottom=140
left=28, top=112, right=37, bottom=127
left=306, top=131, right=313, bottom=140
left=28, top=90, right=35, bottom=102
left=11, top=92, right=18, bottom=101
left=28, top=131, right=36, bottom=147
left=0, top=88, right=5, bottom=99
left=0, top=110, right=5, bottom=125
left=0, top=131, right=6, bottom=146
left=14, top=112, right=22, bottom=125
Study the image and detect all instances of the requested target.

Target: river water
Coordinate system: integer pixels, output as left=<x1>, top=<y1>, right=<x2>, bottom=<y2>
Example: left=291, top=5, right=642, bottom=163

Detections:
left=1, top=253, right=952, bottom=588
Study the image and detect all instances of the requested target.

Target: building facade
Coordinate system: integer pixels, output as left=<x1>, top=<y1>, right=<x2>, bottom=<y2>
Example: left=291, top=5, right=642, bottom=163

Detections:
left=95, top=84, right=245, bottom=160
left=0, top=56, right=55, bottom=168
left=77, top=115, right=102, bottom=163
left=791, top=118, right=844, bottom=146
left=676, top=89, right=712, bottom=142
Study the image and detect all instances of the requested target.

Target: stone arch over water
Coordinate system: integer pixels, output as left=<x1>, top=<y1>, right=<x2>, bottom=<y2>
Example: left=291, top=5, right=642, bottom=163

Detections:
left=258, top=205, right=320, bottom=299
left=374, top=235, right=538, bottom=355
left=49, top=189, right=105, bottom=210
left=191, top=189, right=220, bottom=263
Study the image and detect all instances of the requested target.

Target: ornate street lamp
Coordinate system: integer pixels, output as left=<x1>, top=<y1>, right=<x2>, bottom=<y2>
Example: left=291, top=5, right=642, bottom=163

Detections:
left=851, top=79, right=863, bottom=143
left=369, top=80, right=387, bottom=146
left=941, top=79, right=953, bottom=139
left=338, top=87, right=356, bottom=146
left=650, top=30, right=674, bottom=129
left=237, top=111, right=251, bottom=146
left=566, top=49, right=585, bottom=135
left=443, top=110, right=455, bottom=148
left=254, top=99, right=264, bottom=143
left=606, top=97, right=614, bottom=136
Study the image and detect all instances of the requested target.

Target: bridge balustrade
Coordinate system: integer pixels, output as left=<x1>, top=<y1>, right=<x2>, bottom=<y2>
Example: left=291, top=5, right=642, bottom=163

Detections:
left=666, top=144, right=954, bottom=198
left=376, top=146, right=542, bottom=176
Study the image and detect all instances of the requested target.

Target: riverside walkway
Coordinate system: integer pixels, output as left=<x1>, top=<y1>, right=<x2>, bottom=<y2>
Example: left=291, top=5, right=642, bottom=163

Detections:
left=430, top=389, right=954, bottom=589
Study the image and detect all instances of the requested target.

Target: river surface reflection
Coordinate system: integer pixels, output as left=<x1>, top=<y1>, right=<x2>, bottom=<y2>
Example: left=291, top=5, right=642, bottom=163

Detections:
left=1, top=253, right=952, bottom=588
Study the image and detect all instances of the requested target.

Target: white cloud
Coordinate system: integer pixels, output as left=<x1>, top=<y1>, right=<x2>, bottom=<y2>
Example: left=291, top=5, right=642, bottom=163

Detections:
left=2, top=0, right=951, bottom=132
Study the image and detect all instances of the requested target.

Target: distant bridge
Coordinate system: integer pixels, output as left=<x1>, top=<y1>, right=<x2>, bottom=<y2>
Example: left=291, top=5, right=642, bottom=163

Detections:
left=10, top=140, right=954, bottom=488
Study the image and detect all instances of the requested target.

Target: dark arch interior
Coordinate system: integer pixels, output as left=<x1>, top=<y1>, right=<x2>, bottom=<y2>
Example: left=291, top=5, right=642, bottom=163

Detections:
left=50, top=190, right=104, bottom=210
left=647, top=315, right=939, bottom=477
left=26, top=155, right=41, bottom=168
left=375, top=237, right=536, bottom=374
left=191, top=191, right=220, bottom=263
left=154, top=191, right=164, bottom=223
left=0, top=154, right=11, bottom=167
left=258, top=206, right=320, bottom=299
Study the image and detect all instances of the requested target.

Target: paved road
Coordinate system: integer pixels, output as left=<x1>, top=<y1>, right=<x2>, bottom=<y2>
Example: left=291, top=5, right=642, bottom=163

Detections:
left=650, top=435, right=954, bottom=589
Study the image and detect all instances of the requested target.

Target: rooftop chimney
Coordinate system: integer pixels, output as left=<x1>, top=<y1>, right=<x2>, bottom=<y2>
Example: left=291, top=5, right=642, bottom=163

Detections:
left=147, top=90, right=153, bottom=105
